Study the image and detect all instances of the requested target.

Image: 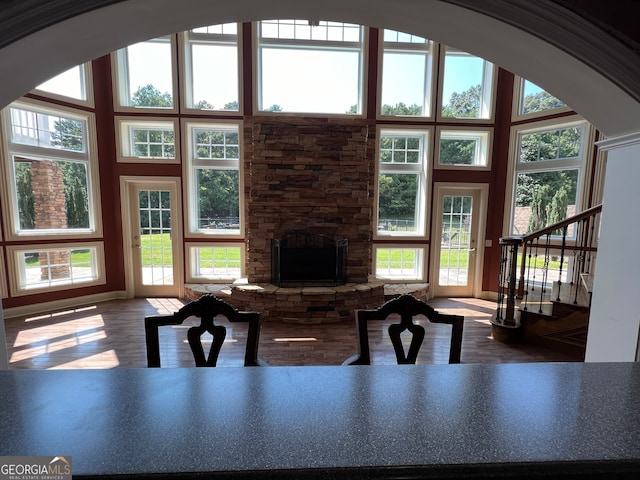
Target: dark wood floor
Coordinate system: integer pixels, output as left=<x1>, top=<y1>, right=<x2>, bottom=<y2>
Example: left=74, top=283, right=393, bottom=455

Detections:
left=4, top=297, right=583, bottom=369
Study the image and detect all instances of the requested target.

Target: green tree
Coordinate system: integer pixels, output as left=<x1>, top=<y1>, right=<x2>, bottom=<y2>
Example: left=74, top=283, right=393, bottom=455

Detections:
left=131, top=84, right=173, bottom=107
left=381, top=102, right=422, bottom=116
left=195, top=99, right=215, bottom=109
left=528, top=184, right=552, bottom=232
left=198, top=170, right=240, bottom=222
left=65, top=176, right=89, bottom=228
left=442, top=84, right=481, bottom=118
left=378, top=174, right=418, bottom=221
left=224, top=101, right=239, bottom=111
left=15, top=162, right=35, bottom=229
left=522, top=90, right=565, bottom=114
left=439, top=138, right=476, bottom=165
left=266, top=104, right=283, bottom=112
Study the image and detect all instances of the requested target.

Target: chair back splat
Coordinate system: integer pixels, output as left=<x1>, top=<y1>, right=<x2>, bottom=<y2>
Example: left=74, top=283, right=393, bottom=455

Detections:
left=343, top=294, right=464, bottom=365
left=145, top=294, right=266, bottom=367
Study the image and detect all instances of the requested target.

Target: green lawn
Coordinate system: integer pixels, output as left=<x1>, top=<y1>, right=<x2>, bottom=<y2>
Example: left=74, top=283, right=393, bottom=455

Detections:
left=140, top=233, right=241, bottom=267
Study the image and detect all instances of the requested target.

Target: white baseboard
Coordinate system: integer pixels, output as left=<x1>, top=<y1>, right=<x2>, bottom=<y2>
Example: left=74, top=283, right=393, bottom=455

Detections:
left=2, top=290, right=129, bottom=319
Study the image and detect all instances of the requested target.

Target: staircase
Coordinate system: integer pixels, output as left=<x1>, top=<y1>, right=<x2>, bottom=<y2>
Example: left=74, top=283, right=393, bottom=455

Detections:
left=493, top=205, right=602, bottom=359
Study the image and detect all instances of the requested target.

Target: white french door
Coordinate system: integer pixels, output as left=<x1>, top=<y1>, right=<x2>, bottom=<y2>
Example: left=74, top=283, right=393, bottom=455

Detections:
left=121, top=178, right=183, bottom=298
left=431, top=184, right=487, bottom=298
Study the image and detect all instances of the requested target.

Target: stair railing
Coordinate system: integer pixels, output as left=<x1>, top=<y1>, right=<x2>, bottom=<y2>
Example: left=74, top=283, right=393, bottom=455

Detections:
left=496, top=204, right=602, bottom=328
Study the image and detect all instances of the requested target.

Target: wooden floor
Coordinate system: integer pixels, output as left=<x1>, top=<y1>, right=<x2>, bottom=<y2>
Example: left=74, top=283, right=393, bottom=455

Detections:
left=4, top=297, right=583, bottom=369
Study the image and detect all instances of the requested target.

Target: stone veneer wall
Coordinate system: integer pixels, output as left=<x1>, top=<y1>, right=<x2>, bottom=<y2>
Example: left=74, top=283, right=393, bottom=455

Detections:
left=244, top=116, right=375, bottom=284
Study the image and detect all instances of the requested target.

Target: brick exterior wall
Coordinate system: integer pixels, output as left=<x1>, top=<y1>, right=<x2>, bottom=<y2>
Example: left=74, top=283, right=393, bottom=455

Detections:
left=245, top=116, right=375, bottom=284
left=30, top=160, right=70, bottom=280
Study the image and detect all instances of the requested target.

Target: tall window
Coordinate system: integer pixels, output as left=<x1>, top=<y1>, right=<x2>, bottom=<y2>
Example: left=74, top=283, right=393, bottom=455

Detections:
left=182, top=24, right=240, bottom=111
left=257, top=20, right=365, bottom=114
left=376, top=128, right=429, bottom=237
left=380, top=29, right=434, bottom=118
left=185, top=121, right=242, bottom=236
left=440, top=47, right=495, bottom=120
left=1, top=101, right=100, bottom=239
left=113, top=35, right=177, bottom=111
left=510, top=119, right=589, bottom=236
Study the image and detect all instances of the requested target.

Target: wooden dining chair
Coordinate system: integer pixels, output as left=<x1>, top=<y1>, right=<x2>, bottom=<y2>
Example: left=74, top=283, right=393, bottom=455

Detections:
left=145, top=294, right=267, bottom=367
left=342, top=294, right=464, bottom=365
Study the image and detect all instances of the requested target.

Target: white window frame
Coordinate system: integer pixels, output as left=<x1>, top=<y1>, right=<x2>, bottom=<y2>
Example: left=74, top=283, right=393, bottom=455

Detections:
left=32, top=63, right=94, bottom=108
left=434, top=126, right=493, bottom=170
left=437, top=46, right=496, bottom=122
left=378, top=29, right=435, bottom=119
left=6, top=242, right=106, bottom=296
left=183, top=119, right=244, bottom=238
left=112, top=35, right=179, bottom=113
left=186, top=242, right=245, bottom=282
left=373, top=245, right=427, bottom=281
left=0, top=247, right=7, bottom=299
left=115, top=117, right=179, bottom=163
left=180, top=23, right=242, bottom=114
left=0, top=99, right=103, bottom=241
left=512, top=76, right=571, bottom=121
left=504, top=116, right=595, bottom=238
left=255, top=19, right=366, bottom=115
left=375, top=127, right=431, bottom=239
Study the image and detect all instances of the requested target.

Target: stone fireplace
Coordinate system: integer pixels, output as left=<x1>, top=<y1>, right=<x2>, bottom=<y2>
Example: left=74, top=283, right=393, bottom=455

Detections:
left=185, top=116, right=427, bottom=323
left=272, top=232, right=347, bottom=287
left=244, top=116, right=375, bottom=285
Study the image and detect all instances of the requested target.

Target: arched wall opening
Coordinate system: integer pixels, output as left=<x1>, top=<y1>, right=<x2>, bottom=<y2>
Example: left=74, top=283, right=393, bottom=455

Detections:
left=0, top=0, right=639, bottom=137
left=0, top=0, right=639, bottom=364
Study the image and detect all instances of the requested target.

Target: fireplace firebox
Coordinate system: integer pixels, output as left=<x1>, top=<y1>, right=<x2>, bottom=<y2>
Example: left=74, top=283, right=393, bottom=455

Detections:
left=272, top=232, right=347, bottom=287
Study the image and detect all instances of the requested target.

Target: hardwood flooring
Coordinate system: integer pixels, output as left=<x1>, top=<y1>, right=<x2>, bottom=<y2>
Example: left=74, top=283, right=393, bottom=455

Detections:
left=3, top=297, right=583, bottom=369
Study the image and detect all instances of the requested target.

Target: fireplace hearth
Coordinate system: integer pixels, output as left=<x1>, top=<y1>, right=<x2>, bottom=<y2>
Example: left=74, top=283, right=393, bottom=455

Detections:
left=272, top=232, right=347, bottom=287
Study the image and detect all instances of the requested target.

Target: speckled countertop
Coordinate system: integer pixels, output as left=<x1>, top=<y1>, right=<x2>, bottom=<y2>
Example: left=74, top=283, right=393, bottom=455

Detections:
left=1, top=363, right=639, bottom=479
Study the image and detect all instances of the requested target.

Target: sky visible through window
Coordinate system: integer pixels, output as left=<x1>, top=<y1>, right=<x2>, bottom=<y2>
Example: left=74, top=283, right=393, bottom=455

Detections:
left=37, top=24, right=546, bottom=112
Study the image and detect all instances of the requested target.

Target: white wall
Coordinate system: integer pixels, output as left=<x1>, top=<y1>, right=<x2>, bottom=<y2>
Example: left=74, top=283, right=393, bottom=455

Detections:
left=586, top=135, right=640, bottom=361
left=0, top=307, right=7, bottom=369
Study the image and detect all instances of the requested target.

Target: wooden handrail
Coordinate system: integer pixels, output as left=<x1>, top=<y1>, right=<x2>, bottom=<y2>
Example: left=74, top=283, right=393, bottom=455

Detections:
left=521, top=204, right=602, bottom=243
left=496, top=204, right=602, bottom=327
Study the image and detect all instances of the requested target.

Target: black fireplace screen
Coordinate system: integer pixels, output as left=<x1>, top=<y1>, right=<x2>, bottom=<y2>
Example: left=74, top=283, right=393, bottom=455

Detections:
left=272, top=232, right=347, bottom=287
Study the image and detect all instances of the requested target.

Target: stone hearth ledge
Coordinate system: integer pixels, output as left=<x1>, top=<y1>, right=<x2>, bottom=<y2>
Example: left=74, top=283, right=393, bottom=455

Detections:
left=184, top=281, right=429, bottom=324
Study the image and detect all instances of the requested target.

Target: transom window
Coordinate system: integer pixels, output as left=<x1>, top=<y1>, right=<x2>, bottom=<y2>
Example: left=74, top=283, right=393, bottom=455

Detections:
left=436, top=128, right=491, bottom=169
left=7, top=243, right=104, bottom=295
left=376, top=128, right=430, bottom=237
left=182, top=23, right=240, bottom=111
left=374, top=246, right=425, bottom=280
left=187, top=244, right=244, bottom=281
left=380, top=29, right=434, bottom=117
left=256, top=20, right=365, bottom=114
left=116, top=118, right=178, bottom=162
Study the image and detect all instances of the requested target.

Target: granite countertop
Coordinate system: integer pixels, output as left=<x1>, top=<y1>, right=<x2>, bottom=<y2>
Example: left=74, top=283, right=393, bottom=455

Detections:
left=1, top=363, right=639, bottom=479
